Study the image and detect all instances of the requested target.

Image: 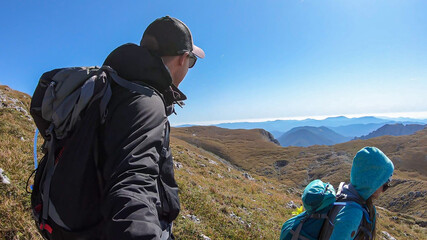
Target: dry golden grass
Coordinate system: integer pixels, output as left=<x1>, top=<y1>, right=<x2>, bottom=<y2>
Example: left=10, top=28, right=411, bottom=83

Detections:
left=0, top=87, right=42, bottom=239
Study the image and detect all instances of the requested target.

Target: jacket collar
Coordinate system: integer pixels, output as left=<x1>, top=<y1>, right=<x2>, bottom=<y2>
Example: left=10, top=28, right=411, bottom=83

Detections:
left=103, top=43, right=187, bottom=106
left=337, top=183, right=366, bottom=205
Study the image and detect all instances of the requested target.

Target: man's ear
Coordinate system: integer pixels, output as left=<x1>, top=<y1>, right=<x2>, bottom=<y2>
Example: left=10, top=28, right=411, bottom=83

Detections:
left=178, top=52, right=189, bottom=66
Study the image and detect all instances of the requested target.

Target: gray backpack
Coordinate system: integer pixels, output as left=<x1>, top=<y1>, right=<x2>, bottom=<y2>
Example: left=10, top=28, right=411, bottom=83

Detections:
left=29, top=66, right=153, bottom=239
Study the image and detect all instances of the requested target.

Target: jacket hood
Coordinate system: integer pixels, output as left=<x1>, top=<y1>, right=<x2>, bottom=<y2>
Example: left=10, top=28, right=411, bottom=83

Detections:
left=350, top=147, right=394, bottom=200
left=103, top=43, right=187, bottom=106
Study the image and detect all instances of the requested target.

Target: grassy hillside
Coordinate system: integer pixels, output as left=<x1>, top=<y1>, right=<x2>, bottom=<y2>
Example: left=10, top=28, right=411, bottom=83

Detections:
left=170, top=138, right=293, bottom=239
left=0, top=85, right=425, bottom=239
left=173, top=126, right=427, bottom=219
left=0, top=85, right=41, bottom=239
left=170, top=137, right=426, bottom=239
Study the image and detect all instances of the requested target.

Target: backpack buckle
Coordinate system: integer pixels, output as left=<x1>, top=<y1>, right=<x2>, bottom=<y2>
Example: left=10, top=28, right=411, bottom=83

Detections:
left=45, top=124, right=55, bottom=137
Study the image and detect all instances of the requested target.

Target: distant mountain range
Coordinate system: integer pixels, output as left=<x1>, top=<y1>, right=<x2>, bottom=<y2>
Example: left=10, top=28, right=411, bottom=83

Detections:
left=276, top=123, right=427, bottom=147
left=329, top=123, right=390, bottom=138
left=209, top=116, right=427, bottom=138
left=355, top=123, right=426, bottom=140
left=277, top=126, right=351, bottom=147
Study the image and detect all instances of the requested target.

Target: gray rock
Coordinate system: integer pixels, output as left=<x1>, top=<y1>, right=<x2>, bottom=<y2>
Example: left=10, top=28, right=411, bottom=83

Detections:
left=0, top=168, right=11, bottom=185
left=381, top=231, right=396, bottom=240
left=286, top=201, right=297, bottom=209
left=174, top=161, right=183, bottom=169
left=186, top=214, right=200, bottom=224
left=208, top=159, right=218, bottom=165
left=229, top=212, right=242, bottom=221
left=415, top=220, right=427, bottom=227
left=200, top=234, right=211, bottom=240
left=230, top=212, right=249, bottom=226
left=243, top=172, right=255, bottom=181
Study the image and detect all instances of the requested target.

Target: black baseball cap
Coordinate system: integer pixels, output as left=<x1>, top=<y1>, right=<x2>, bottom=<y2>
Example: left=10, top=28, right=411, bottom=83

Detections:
left=140, top=16, right=205, bottom=59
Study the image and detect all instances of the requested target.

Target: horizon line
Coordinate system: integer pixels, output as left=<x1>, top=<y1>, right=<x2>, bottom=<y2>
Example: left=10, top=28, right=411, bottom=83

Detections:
left=170, top=111, right=427, bottom=127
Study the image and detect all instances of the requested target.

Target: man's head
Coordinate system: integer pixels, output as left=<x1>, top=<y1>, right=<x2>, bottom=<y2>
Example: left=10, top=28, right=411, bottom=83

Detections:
left=141, top=16, right=204, bottom=87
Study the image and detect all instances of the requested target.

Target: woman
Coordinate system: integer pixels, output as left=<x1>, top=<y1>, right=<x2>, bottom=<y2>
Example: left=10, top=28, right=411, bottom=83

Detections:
left=329, top=146, right=394, bottom=240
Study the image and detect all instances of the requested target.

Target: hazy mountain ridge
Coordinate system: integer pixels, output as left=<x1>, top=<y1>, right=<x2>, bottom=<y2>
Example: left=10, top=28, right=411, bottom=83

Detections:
left=175, top=116, right=427, bottom=148
left=211, top=116, right=427, bottom=136
left=209, top=116, right=427, bottom=147
left=355, top=123, right=426, bottom=140
left=329, top=123, right=395, bottom=137
left=277, top=126, right=351, bottom=147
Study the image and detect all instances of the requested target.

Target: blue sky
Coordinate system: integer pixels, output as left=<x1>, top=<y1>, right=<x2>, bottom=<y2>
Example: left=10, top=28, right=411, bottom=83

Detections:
left=1, top=0, right=426, bottom=125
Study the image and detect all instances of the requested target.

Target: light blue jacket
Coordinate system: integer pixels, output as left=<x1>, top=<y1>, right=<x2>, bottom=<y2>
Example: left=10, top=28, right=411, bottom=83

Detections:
left=330, top=147, right=394, bottom=240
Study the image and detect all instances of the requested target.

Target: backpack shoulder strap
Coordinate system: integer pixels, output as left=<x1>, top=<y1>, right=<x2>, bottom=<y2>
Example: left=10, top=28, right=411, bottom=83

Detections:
left=319, top=199, right=367, bottom=239
left=101, top=66, right=154, bottom=97
left=289, top=215, right=312, bottom=240
left=319, top=202, right=344, bottom=239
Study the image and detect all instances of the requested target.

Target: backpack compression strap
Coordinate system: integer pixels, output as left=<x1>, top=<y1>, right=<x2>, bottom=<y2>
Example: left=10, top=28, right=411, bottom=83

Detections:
left=290, top=217, right=310, bottom=240
left=40, top=125, right=71, bottom=231
left=290, top=213, right=331, bottom=240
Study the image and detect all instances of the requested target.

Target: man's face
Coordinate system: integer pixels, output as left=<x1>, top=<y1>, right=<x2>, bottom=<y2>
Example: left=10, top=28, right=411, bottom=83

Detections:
left=172, top=53, right=191, bottom=87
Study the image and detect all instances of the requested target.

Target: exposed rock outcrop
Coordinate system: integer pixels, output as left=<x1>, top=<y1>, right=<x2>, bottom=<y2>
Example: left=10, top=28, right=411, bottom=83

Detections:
left=0, top=86, right=31, bottom=120
left=258, top=129, right=280, bottom=146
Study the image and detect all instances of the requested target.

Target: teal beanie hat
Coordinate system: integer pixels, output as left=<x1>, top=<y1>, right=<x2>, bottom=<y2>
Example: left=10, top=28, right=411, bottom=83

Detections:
left=350, top=147, right=394, bottom=200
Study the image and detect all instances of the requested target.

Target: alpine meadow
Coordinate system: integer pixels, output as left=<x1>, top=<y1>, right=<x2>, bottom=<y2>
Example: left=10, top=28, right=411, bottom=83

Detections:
left=0, top=85, right=426, bottom=239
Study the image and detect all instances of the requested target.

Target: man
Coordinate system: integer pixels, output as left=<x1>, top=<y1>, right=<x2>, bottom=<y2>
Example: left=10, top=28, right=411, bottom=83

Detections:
left=100, top=16, right=204, bottom=239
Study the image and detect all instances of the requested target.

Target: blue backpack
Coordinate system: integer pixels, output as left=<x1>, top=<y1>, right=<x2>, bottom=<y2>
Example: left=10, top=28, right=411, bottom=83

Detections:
left=280, top=180, right=372, bottom=240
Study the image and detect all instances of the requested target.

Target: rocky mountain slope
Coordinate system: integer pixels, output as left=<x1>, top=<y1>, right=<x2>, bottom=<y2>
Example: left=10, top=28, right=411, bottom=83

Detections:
left=0, top=85, right=425, bottom=239
left=355, top=123, right=426, bottom=140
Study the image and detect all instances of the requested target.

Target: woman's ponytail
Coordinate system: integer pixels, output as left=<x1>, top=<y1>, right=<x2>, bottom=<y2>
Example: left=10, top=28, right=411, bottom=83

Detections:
left=364, top=196, right=377, bottom=239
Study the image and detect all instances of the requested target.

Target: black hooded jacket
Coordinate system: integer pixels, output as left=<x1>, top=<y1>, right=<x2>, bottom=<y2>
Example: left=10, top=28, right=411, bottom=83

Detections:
left=99, top=44, right=185, bottom=239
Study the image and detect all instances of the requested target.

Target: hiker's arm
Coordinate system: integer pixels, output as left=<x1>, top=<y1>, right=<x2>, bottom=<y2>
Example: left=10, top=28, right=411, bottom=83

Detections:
left=329, top=206, right=364, bottom=240
left=101, top=92, right=167, bottom=239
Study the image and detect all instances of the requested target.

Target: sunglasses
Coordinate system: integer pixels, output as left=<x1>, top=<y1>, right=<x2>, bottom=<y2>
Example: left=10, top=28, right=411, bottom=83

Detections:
left=188, top=52, right=197, bottom=68
left=382, top=179, right=391, bottom=192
